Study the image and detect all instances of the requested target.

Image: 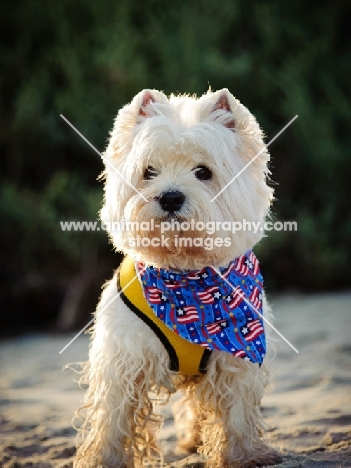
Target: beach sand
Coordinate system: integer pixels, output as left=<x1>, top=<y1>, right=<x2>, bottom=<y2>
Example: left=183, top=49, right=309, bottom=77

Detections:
left=1, top=292, right=351, bottom=467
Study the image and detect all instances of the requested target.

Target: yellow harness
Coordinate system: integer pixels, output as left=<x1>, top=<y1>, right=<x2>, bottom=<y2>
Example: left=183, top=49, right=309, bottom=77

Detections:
left=118, top=256, right=212, bottom=376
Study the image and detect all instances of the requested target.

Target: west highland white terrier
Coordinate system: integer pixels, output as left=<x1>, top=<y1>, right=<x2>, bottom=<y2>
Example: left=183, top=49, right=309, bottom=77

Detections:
left=74, top=89, right=282, bottom=467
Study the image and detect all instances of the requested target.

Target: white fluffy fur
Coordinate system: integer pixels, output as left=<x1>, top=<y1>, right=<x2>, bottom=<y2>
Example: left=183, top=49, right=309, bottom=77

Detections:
left=74, top=89, right=281, bottom=468
left=101, top=88, right=273, bottom=270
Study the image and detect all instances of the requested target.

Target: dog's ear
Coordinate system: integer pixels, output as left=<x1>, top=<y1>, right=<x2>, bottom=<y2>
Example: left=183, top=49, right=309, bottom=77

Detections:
left=139, top=91, right=156, bottom=117
left=137, top=89, right=169, bottom=119
left=210, top=90, right=235, bottom=129
left=104, top=89, right=168, bottom=161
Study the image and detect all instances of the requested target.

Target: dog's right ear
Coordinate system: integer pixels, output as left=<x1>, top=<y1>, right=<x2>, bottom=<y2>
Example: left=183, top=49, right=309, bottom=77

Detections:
left=104, top=90, right=169, bottom=161
left=136, top=89, right=169, bottom=120
left=139, top=91, right=155, bottom=117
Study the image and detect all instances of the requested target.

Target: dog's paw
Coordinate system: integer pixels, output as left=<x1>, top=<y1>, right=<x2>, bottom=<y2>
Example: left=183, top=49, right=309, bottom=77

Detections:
left=246, top=448, right=283, bottom=467
left=217, top=448, right=282, bottom=468
left=176, top=440, right=199, bottom=454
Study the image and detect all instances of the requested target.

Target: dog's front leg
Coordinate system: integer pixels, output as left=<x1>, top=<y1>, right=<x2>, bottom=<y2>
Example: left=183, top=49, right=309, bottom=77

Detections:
left=196, top=354, right=281, bottom=468
left=74, top=277, right=174, bottom=468
left=74, top=314, right=137, bottom=465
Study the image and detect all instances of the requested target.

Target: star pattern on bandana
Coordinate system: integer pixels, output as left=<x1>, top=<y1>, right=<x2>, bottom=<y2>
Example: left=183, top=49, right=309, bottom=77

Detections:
left=137, top=250, right=266, bottom=364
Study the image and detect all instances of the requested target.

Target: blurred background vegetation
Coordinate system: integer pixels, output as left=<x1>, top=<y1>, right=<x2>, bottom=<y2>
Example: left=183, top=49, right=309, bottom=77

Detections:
left=1, top=0, right=350, bottom=334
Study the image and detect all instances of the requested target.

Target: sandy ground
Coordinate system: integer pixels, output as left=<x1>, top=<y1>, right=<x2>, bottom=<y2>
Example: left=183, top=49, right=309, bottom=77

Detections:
left=1, top=292, right=351, bottom=467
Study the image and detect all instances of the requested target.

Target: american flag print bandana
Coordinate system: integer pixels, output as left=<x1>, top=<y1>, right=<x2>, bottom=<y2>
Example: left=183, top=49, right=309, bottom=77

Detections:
left=137, top=250, right=266, bottom=364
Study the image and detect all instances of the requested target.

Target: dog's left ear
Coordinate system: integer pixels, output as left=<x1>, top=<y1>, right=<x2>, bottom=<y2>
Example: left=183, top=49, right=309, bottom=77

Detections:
left=210, top=90, right=235, bottom=129
left=204, top=89, right=236, bottom=130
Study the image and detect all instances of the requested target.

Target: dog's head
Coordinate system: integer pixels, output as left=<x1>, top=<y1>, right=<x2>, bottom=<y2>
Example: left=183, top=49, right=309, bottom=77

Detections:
left=101, top=89, right=273, bottom=270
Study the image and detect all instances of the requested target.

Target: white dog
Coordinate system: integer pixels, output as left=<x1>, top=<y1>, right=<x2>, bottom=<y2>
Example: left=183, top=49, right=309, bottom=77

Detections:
left=74, top=89, right=282, bottom=467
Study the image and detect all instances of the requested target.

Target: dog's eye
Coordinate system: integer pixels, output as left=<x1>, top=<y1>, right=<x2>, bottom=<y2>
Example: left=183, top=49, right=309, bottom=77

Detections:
left=143, top=166, right=158, bottom=180
left=194, top=165, right=212, bottom=181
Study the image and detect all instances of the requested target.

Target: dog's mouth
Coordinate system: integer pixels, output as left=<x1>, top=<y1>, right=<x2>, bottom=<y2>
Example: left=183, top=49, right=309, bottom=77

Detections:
left=159, top=213, right=181, bottom=222
left=155, top=214, right=192, bottom=236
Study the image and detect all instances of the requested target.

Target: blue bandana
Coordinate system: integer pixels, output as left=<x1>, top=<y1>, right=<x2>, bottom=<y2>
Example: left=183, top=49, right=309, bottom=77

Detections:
left=137, top=251, right=266, bottom=364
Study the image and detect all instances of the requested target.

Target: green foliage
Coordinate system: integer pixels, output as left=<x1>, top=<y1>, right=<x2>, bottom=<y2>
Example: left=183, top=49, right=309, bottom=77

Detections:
left=1, top=0, right=350, bottom=329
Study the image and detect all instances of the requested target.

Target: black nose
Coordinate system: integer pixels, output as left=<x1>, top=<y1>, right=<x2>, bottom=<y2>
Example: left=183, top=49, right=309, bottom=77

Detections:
left=159, top=191, right=185, bottom=213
